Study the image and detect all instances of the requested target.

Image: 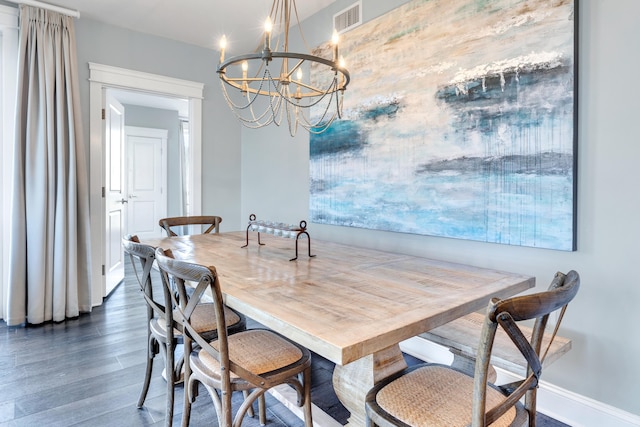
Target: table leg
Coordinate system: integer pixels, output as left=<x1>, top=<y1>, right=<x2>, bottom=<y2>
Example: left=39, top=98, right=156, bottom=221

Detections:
left=332, top=344, right=408, bottom=426
left=449, top=347, right=497, bottom=383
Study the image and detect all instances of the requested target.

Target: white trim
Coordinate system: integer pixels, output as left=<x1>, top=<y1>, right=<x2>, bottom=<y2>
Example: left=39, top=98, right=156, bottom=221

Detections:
left=0, top=4, right=19, bottom=27
left=4, top=0, right=79, bottom=18
left=188, top=97, right=202, bottom=216
left=89, top=63, right=204, bottom=100
left=89, top=63, right=204, bottom=306
left=400, top=336, right=640, bottom=427
left=0, top=4, right=19, bottom=322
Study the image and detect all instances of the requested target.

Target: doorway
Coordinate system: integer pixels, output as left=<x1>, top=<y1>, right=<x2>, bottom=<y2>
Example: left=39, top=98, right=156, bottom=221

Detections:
left=88, top=63, right=204, bottom=305
left=125, top=125, right=168, bottom=240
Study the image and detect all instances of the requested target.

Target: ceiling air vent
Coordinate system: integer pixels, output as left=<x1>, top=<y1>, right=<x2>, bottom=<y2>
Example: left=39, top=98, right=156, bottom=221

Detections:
left=334, top=1, right=362, bottom=34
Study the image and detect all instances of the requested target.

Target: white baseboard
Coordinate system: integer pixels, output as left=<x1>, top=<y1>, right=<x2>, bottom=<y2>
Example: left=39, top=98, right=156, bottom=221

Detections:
left=400, top=336, right=640, bottom=427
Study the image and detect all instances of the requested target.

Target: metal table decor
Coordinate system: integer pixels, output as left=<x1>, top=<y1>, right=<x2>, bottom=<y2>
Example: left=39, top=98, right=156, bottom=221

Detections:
left=242, top=214, right=316, bottom=261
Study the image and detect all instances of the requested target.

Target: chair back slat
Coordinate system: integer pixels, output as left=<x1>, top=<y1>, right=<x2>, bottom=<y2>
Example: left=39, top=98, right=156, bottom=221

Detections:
left=497, top=313, right=542, bottom=380
left=155, top=248, right=278, bottom=393
left=472, top=270, right=580, bottom=427
left=158, top=215, right=222, bottom=237
left=122, top=235, right=168, bottom=321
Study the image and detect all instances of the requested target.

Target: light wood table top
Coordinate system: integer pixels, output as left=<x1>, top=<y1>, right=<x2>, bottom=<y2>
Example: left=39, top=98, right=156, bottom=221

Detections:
left=142, top=231, right=534, bottom=365
left=141, top=231, right=534, bottom=425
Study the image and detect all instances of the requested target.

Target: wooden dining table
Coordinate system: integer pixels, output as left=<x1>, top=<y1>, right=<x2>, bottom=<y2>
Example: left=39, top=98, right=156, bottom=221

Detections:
left=140, top=231, right=534, bottom=426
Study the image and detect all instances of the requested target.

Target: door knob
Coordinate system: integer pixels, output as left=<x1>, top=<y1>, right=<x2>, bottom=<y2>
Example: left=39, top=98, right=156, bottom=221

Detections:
left=119, top=198, right=128, bottom=204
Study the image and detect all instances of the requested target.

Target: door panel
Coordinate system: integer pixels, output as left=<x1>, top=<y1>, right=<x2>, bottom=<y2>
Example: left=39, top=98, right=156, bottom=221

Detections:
left=104, top=92, right=125, bottom=296
left=126, top=128, right=167, bottom=240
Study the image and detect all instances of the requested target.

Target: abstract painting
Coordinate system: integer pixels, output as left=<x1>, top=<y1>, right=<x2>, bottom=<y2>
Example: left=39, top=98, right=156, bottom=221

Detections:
left=309, top=0, right=577, bottom=250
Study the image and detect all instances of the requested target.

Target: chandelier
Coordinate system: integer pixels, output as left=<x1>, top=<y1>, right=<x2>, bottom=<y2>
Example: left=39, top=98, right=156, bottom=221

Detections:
left=217, top=0, right=350, bottom=136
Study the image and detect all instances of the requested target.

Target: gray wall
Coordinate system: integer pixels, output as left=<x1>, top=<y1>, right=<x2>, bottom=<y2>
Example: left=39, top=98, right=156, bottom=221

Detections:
left=121, top=104, right=182, bottom=217
left=240, top=0, right=640, bottom=417
left=4, top=0, right=637, bottom=418
left=74, top=18, right=243, bottom=231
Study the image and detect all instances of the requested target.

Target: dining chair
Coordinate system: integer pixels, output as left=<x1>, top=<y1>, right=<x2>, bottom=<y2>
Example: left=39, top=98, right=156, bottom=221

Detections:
left=155, top=247, right=314, bottom=427
left=122, top=235, right=247, bottom=427
left=365, top=270, right=580, bottom=427
left=158, top=215, right=223, bottom=236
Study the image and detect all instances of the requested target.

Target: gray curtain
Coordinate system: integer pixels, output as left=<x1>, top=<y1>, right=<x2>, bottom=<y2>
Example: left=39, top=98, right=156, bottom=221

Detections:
left=6, top=5, right=91, bottom=325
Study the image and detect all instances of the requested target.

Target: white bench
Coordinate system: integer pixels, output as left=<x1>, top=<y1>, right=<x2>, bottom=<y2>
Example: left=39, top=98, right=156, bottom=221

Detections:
left=420, top=311, right=571, bottom=379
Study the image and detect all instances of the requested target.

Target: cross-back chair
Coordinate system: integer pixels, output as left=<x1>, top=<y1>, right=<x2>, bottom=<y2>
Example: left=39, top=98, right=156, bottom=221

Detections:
left=154, top=247, right=313, bottom=427
left=122, top=235, right=247, bottom=427
left=158, top=215, right=223, bottom=236
left=365, top=270, right=580, bottom=427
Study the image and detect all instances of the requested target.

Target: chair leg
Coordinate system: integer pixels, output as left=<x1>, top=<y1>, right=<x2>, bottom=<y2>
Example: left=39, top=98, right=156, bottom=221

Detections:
left=525, top=389, right=537, bottom=427
left=165, top=340, right=175, bottom=427
left=137, top=334, right=156, bottom=408
left=181, top=376, right=194, bottom=427
left=302, top=367, right=313, bottom=427
left=243, top=390, right=255, bottom=418
left=181, top=352, right=194, bottom=427
left=232, top=389, right=265, bottom=427
left=259, top=394, right=266, bottom=426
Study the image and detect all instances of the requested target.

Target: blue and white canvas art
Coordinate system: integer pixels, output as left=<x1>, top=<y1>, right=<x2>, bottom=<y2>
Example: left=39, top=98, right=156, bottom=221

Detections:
left=309, top=0, right=577, bottom=250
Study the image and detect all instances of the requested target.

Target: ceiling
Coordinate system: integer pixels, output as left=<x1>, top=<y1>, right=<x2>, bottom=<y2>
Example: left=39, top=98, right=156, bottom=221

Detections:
left=37, top=0, right=338, bottom=51
left=25, top=0, right=338, bottom=114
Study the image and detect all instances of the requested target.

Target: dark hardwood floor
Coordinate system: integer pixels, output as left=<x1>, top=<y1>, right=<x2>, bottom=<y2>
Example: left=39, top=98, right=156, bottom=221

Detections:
left=0, top=263, right=568, bottom=426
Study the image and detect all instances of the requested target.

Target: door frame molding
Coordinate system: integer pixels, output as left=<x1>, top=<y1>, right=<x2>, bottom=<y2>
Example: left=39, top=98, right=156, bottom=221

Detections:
left=89, top=63, right=204, bottom=306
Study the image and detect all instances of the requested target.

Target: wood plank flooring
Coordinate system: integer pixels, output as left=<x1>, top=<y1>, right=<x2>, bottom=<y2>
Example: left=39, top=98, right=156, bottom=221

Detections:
left=0, top=263, right=568, bottom=426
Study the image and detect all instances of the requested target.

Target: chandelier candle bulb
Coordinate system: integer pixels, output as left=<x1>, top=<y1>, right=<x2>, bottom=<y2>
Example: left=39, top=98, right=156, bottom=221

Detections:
left=332, top=29, right=339, bottom=63
left=219, top=35, right=226, bottom=63
left=264, top=16, right=273, bottom=50
left=295, top=68, right=303, bottom=99
left=241, top=60, right=248, bottom=93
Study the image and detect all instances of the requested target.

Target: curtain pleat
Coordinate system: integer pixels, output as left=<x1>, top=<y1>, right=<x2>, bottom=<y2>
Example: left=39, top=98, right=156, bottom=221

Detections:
left=6, top=5, right=91, bottom=326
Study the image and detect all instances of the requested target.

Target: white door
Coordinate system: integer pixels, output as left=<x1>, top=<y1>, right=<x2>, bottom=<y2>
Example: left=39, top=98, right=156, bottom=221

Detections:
left=104, top=92, right=126, bottom=296
left=126, top=126, right=168, bottom=240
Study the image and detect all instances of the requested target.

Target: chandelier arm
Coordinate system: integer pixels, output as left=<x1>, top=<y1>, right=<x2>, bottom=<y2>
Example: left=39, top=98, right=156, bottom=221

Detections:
left=285, top=59, right=304, bottom=80
left=225, top=77, right=280, bottom=83
left=218, top=52, right=350, bottom=89
left=274, top=75, right=340, bottom=107
left=287, top=79, right=341, bottom=109
left=294, top=79, right=341, bottom=97
left=219, top=70, right=271, bottom=111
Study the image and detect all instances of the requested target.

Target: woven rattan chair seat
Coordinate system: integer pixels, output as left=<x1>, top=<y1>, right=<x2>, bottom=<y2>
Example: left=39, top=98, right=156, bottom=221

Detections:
left=153, top=304, right=241, bottom=336
left=197, top=329, right=304, bottom=380
left=376, top=365, right=518, bottom=427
